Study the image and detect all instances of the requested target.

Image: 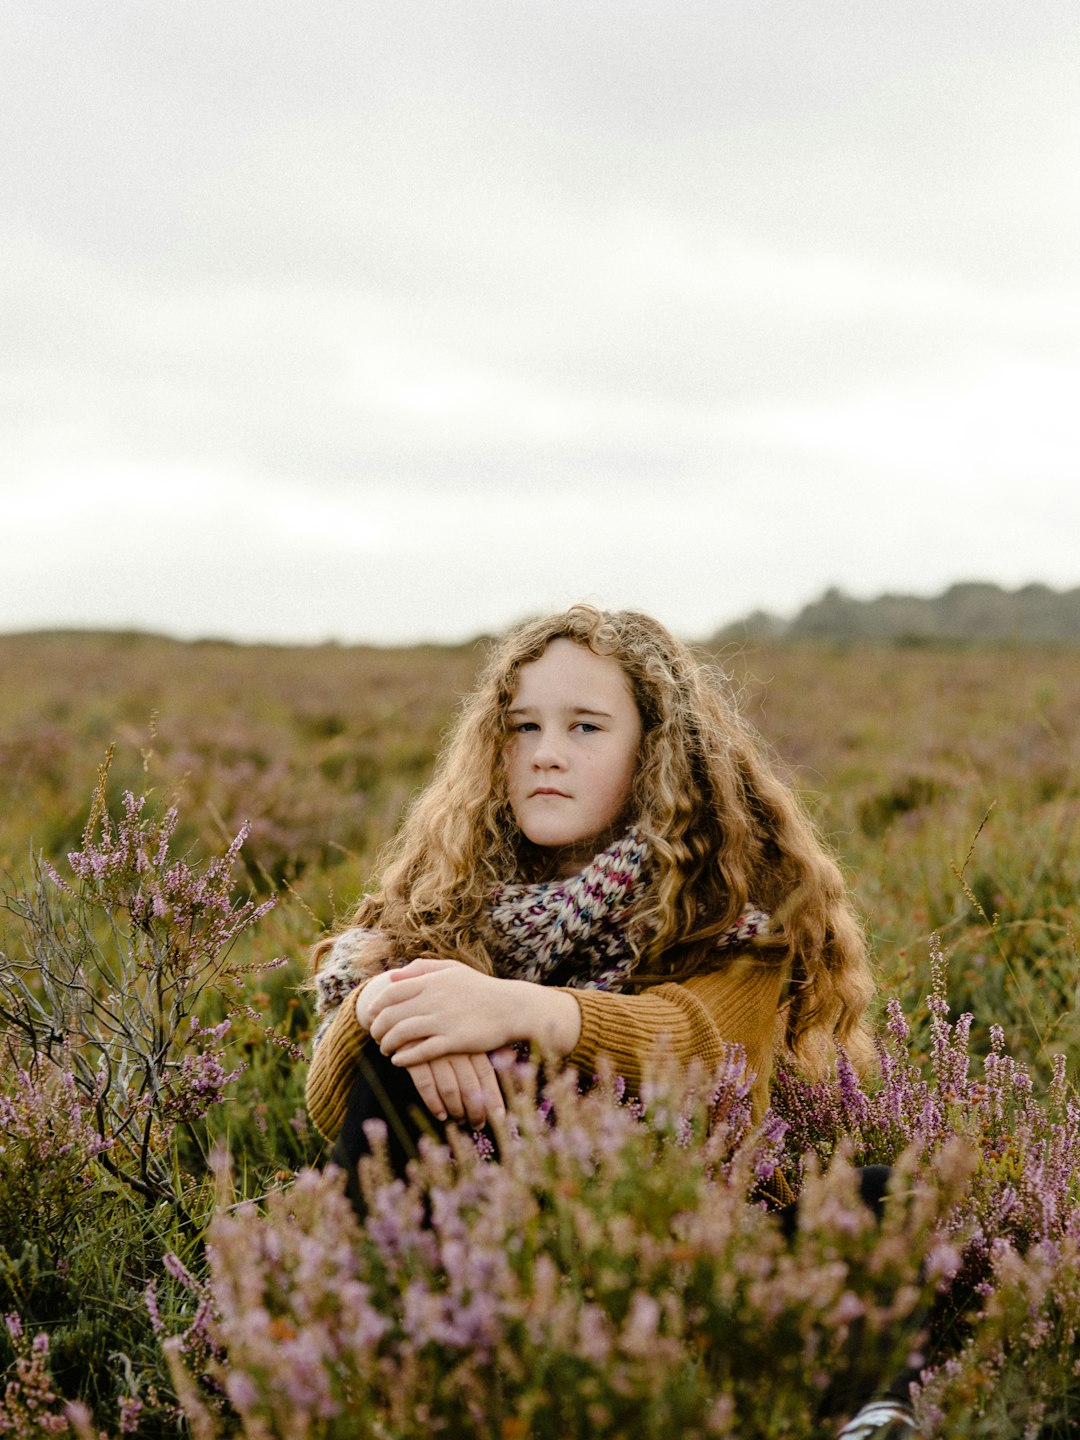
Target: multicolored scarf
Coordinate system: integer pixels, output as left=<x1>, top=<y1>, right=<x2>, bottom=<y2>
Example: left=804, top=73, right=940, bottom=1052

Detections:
left=312, top=828, right=772, bottom=1050
left=484, top=827, right=770, bottom=991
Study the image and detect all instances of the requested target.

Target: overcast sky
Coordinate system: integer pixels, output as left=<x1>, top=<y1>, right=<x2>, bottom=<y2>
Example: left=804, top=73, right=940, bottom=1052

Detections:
left=3, top=1, right=1079, bottom=645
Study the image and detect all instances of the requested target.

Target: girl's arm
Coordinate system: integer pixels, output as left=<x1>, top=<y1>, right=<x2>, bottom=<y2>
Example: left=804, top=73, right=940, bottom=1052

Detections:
left=305, top=982, right=372, bottom=1141
left=366, top=955, right=784, bottom=1123
left=306, top=933, right=511, bottom=1139
left=305, top=980, right=509, bottom=1138
left=564, top=959, right=784, bottom=1121
left=309, top=942, right=783, bottom=1137
left=365, top=958, right=582, bottom=1061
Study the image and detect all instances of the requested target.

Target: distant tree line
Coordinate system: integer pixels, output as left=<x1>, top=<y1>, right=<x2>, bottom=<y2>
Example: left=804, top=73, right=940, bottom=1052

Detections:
left=713, top=582, right=1080, bottom=645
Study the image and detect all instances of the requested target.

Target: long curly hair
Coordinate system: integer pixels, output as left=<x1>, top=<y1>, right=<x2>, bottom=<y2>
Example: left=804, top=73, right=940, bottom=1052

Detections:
left=313, top=605, right=875, bottom=1072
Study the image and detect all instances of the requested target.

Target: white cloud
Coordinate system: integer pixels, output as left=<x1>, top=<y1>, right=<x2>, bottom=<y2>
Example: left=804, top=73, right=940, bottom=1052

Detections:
left=728, top=360, right=1080, bottom=483
left=2, top=1, right=1079, bottom=642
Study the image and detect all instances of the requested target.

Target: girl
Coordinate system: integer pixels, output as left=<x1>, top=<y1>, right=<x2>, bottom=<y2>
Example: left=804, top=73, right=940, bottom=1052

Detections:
left=306, top=606, right=918, bottom=1440
left=306, top=603, right=874, bottom=1179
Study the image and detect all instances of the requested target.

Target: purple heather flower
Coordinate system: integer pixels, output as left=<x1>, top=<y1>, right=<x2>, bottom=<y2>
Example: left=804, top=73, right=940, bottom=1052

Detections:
left=162, top=1252, right=199, bottom=1292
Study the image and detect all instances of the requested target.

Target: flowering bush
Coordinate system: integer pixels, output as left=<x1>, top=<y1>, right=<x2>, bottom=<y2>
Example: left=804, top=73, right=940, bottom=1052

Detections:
left=772, top=938, right=1080, bottom=1436
left=772, top=937, right=1080, bottom=1261
left=0, top=1316, right=73, bottom=1438
left=0, top=1067, right=110, bottom=1255
left=0, top=759, right=301, bottom=1436
left=163, top=1057, right=974, bottom=1440
left=0, top=749, right=276, bottom=1213
left=149, top=934, right=1080, bottom=1440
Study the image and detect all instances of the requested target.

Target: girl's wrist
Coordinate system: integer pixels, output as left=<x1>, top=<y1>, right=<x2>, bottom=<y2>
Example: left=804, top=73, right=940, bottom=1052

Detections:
left=510, top=981, right=580, bottom=1057
left=354, top=971, right=392, bottom=1031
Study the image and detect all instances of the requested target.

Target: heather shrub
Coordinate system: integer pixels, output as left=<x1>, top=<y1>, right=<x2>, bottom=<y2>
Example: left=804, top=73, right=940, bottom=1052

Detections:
left=0, top=1315, right=73, bottom=1437
left=0, top=1067, right=109, bottom=1255
left=773, top=937, right=1080, bottom=1257
left=0, top=750, right=280, bottom=1215
left=170, top=947, right=1080, bottom=1440
left=917, top=1231, right=1080, bottom=1438
left=166, top=1056, right=975, bottom=1440
left=772, top=937, right=1080, bottom=1436
left=0, top=758, right=308, bottom=1434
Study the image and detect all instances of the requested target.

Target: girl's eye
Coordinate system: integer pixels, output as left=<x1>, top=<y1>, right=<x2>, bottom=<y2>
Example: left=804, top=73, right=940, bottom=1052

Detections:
left=512, top=721, right=539, bottom=734
left=575, top=722, right=600, bottom=734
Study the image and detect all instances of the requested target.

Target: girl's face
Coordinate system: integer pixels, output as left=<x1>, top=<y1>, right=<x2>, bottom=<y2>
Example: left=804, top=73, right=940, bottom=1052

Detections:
left=505, top=638, right=643, bottom=876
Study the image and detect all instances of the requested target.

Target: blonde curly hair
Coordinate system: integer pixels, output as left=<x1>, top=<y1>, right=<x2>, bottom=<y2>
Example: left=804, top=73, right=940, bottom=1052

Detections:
left=313, top=605, right=874, bottom=1073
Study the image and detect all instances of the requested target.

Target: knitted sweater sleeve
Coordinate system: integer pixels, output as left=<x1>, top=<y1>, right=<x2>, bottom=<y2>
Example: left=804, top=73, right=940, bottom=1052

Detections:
left=564, top=956, right=784, bottom=1122
left=305, top=928, right=383, bottom=1142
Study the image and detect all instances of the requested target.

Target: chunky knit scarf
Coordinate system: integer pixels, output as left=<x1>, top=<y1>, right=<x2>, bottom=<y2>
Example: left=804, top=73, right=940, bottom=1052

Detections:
left=312, top=828, right=771, bottom=1047
left=484, top=826, right=770, bottom=992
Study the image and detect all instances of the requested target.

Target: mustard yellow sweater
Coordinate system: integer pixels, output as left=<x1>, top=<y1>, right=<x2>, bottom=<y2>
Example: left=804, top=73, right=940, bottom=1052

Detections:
left=305, top=953, right=785, bottom=1144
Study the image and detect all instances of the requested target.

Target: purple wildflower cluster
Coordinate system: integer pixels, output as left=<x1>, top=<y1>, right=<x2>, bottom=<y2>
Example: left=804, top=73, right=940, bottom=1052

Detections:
left=0, top=1317, right=71, bottom=1437
left=64, top=782, right=275, bottom=981
left=772, top=935, right=1080, bottom=1434
left=1, top=761, right=280, bottom=1213
left=142, top=1251, right=227, bottom=1436
left=771, top=937, right=975, bottom=1172
left=158, top=1019, right=245, bottom=1127
left=775, top=937, right=1080, bottom=1245
left=0, top=1067, right=111, bottom=1250
left=168, top=1055, right=968, bottom=1440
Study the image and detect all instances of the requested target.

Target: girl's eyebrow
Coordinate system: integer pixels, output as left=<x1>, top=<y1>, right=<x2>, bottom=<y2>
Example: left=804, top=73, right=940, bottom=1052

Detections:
left=507, top=704, right=615, bottom=720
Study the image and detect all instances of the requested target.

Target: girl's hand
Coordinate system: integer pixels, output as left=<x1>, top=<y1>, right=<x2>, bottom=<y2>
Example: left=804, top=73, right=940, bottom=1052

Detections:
left=365, top=957, right=580, bottom=1065
left=402, top=1050, right=511, bottom=1128
left=366, top=957, right=516, bottom=1060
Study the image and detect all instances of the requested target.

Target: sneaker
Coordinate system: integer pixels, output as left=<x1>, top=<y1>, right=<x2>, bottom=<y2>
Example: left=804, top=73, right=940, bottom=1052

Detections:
left=835, top=1398, right=923, bottom=1439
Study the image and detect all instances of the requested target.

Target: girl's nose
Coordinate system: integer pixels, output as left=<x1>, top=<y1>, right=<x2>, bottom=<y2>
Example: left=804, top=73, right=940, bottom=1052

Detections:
left=531, top=732, right=567, bottom=769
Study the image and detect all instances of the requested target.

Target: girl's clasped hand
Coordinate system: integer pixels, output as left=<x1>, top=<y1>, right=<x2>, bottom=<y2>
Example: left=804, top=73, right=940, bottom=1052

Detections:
left=360, top=957, right=514, bottom=1060
left=357, top=957, right=572, bottom=1126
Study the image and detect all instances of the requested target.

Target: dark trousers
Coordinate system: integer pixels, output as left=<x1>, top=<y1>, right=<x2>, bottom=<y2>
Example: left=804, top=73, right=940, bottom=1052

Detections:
left=779, top=1164, right=923, bottom=1412
left=329, top=1044, right=497, bottom=1216
left=776, top=1164, right=893, bottom=1240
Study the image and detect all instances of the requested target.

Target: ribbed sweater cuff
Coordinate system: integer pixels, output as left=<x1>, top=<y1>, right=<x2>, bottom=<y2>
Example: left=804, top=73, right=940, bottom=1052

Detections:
left=566, top=985, right=727, bottom=1087
left=305, top=987, right=371, bottom=1141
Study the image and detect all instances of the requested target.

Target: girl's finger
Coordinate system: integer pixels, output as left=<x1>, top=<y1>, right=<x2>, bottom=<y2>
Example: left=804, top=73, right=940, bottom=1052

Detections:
left=367, top=976, right=424, bottom=1013
left=473, top=1054, right=506, bottom=1121
left=403, top=1061, right=449, bottom=1121
left=427, top=1057, right=466, bottom=1121
left=369, top=998, right=438, bottom=1044
left=382, top=1008, right=455, bottom=1050
left=391, top=956, right=455, bottom=980
left=454, top=1056, right=492, bottom=1128
left=389, top=1035, right=446, bottom=1065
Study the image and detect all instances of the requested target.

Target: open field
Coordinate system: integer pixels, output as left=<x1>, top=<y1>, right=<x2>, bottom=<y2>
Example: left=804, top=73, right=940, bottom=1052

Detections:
left=1, top=629, right=1079, bottom=1437
left=3, top=629, right=1077, bottom=1068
